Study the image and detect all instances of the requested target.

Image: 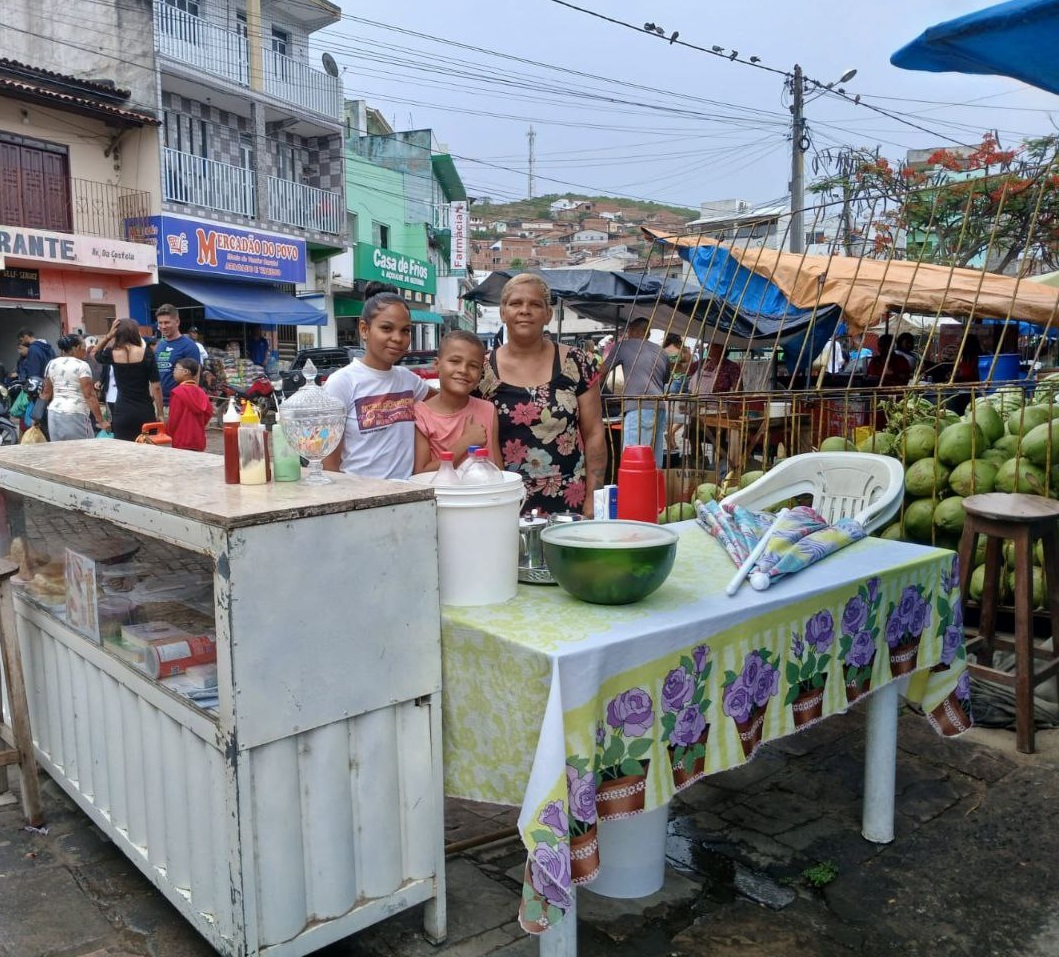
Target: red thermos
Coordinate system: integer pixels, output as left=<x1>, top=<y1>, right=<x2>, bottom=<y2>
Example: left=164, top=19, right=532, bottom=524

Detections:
left=616, top=445, right=665, bottom=523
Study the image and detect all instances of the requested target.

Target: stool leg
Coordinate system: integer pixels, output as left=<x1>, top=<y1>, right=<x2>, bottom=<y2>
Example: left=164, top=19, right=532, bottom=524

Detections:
left=978, top=534, right=1003, bottom=665
left=957, top=525, right=977, bottom=618
left=1041, top=526, right=1059, bottom=707
left=1013, top=529, right=1035, bottom=754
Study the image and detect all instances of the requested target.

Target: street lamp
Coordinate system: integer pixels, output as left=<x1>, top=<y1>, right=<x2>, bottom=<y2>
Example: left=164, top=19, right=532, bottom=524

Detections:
left=789, top=67, right=858, bottom=254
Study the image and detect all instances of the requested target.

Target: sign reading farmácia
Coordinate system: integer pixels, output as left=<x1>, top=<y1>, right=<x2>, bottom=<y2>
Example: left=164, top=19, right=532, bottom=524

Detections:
left=355, top=242, right=436, bottom=296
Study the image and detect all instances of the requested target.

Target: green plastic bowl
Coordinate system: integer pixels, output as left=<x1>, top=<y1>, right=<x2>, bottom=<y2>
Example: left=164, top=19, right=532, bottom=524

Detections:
left=541, top=520, right=679, bottom=605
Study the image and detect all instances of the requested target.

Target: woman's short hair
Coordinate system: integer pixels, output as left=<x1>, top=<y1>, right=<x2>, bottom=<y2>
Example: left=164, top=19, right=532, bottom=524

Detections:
left=500, top=273, right=551, bottom=309
left=57, top=334, right=83, bottom=354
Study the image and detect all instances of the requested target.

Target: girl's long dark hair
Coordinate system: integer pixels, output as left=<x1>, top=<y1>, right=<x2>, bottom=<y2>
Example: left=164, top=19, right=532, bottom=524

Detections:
left=362, top=281, right=408, bottom=325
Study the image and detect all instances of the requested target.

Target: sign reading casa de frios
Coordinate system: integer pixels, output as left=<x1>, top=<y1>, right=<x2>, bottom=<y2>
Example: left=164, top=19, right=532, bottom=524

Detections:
left=354, top=242, right=436, bottom=295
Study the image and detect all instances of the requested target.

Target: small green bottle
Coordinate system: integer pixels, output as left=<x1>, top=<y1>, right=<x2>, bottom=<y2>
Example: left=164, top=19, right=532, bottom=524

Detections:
left=271, top=424, right=301, bottom=482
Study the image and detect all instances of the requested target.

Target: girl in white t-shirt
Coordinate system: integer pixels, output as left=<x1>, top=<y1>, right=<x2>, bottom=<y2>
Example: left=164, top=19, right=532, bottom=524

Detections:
left=321, top=285, right=432, bottom=479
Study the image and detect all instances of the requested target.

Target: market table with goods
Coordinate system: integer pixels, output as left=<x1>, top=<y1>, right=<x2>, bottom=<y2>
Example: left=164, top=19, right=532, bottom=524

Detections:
left=441, top=522, right=971, bottom=950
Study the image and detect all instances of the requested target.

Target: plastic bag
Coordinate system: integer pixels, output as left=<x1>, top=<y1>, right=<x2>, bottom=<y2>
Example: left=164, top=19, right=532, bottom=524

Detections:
left=20, top=425, right=47, bottom=444
left=9, top=390, right=28, bottom=419
left=95, top=429, right=115, bottom=440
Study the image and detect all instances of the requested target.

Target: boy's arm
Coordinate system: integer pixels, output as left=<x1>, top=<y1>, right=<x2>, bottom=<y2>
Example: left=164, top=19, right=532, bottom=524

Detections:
left=414, top=426, right=437, bottom=473
left=488, top=406, right=503, bottom=468
left=450, top=418, right=486, bottom=466
left=167, top=388, right=185, bottom=434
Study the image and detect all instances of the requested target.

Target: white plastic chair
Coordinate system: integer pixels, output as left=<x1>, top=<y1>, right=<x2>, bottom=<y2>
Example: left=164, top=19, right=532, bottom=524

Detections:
left=721, top=452, right=905, bottom=534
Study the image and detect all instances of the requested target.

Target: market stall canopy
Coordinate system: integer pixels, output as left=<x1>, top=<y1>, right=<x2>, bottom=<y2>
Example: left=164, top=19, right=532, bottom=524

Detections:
left=890, top=0, right=1059, bottom=96
left=463, top=268, right=842, bottom=350
left=645, top=231, right=1059, bottom=336
left=161, top=275, right=327, bottom=326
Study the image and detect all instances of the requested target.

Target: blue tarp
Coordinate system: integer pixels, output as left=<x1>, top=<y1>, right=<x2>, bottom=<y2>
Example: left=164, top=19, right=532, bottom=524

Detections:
left=891, top=0, right=1059, bottom=96
left=162, top=275, right=327, bottom=326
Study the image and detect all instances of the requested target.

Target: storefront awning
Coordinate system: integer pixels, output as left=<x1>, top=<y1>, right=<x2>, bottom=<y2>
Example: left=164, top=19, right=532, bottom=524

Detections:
left=410, top=309, right=444, bottom=324
left=162, top=275, right=326, bottom=326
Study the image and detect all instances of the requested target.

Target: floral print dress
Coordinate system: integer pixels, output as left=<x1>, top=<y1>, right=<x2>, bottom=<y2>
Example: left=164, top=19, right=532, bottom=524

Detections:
left=480, top=344, right=595, bottom=515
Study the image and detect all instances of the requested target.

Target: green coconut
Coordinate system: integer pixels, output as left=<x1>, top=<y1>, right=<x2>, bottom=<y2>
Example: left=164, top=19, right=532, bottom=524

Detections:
left=739, top=470, right=765, bottom=490
left=879, top=522, right=903, bottom=541
left=820, top=436, right=858, bottom=452
left=991, top=433, right=1023, bottom=458
left=1007, top=404, right=1052, bottom=436
left=963, top=402, right=1005, bottom=445
left=969, top=564, right=986, bottom=602
left=994, top=458, right=1048, bottom=495
left=659, top=502, right=697, bottom=523
left=898, top=423, right=937, bottom=464
left=693, top=482, right=720, bottom=504
left=902, top=498, right=937, bottom=543
left=948, top=459, right=998, bottom=497
left=1022, top=420, right=1059, bottom=467
left=905, top=457, right=951, bottom=498
left=937, top=421, right=986, bottom=467
left=1007, top=567, right=1046, bottom=609
left=857, top=431, right=896, bottom=455
left=981, top=448, right=1010, bottom=467
left=933, top=496, right=966, bottom=537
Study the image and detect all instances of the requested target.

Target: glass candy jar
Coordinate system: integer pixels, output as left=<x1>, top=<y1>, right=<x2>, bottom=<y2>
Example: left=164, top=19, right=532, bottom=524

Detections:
left=277, top=360, right=347, bottom=485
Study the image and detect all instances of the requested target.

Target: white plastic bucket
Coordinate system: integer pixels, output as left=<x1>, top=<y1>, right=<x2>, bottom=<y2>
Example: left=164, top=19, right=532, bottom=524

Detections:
left=590, top=803, right=669, bottom=899
left=411, top=471, right=525, bottom=606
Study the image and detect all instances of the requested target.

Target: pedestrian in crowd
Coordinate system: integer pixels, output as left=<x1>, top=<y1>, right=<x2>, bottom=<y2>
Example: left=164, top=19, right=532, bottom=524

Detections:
left=167, top=358, right=213, bottom=452
left=248, top=326, right=270, bottom=368
left=413, top=330, right=501, bottom=473
left=15, top=343, right=29, bottom=381
left=322, top=282, right=432, bottom=479
left=683, top=341, right=743, bottom=468
left=479, top=273, right=606, bottom=516
left=663, top=332, right=693, bottom=393
left=187, top=326, right=209, bottom=364
left=153, top=304, right=200, bottom=408
left=866, top=334, right=912, bottom=386
left=40, top=334, right=107, bottom=440
left=600, top=317, right=669, bottom=467
left=812, top=335, right=846, bottom=375
left=17, top=328, right=56, bottom=379
left=895, top=332, right=920, bottom=372
left=91, top=318, right=163, bottom=441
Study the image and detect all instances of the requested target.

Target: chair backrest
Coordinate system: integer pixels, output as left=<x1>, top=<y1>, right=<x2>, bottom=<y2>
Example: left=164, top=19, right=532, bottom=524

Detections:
left=721, top=452, right=905, bottom=534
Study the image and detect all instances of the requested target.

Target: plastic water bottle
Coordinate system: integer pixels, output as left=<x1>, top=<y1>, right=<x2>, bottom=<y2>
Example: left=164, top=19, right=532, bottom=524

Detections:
left=462, top=448, right=505, bottom=486
left=456, top=445, right=482, bottom=480
left=431, top=451, right=461, bottom=487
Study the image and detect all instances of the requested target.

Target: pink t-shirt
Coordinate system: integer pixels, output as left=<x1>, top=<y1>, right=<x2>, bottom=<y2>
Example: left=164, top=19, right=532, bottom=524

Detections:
left=414, top=395, right=496, bottom=459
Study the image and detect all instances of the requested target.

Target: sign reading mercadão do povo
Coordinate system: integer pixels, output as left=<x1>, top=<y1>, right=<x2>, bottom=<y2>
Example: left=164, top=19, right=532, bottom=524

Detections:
left=354, top=242, right=436, bottom=296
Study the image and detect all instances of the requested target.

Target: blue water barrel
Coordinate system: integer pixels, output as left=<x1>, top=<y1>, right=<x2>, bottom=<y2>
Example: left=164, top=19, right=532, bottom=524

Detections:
left=979, top=353, right=1020, bottom=382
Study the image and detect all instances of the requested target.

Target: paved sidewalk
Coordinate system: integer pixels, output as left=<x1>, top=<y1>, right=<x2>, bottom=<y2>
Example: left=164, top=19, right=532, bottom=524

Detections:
left=2, top=705, right=1057, bottom=957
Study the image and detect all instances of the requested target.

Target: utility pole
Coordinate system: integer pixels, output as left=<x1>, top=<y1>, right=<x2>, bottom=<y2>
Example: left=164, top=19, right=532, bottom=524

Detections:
left=527, top=125, right=536, bottom=199
left=789, top=64, right=805, bottom=254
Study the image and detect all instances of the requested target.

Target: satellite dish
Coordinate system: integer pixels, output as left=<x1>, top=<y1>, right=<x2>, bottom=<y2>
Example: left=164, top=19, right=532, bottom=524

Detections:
left=321, top=52, right=339, bottom=77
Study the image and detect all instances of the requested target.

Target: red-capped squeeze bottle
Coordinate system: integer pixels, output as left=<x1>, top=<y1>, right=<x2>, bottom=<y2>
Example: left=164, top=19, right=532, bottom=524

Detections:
left=616, top=445, right=663, bottom=523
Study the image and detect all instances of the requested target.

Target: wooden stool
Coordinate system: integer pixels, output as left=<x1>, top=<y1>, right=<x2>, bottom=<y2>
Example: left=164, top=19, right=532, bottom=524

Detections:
left=0, top=559, right=44, bottom=825
left=957, top=493, right=1059, bottom=754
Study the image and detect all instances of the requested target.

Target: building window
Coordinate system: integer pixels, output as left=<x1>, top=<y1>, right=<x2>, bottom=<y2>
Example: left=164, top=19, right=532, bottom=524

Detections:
left=277, top=144, right=298, bottom=182
left=372, top=221, right=390, bottom=248
left=271, top=26, right=290, bottom=80
left=0, top=132, right=71, bottom=232
left=165, top=0, right=199, bottom=15
left=346, top=212, right=358, bottom=244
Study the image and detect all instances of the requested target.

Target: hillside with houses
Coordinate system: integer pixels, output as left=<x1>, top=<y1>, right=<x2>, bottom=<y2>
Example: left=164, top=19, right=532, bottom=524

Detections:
left=470, top=194, right=697, bottom=276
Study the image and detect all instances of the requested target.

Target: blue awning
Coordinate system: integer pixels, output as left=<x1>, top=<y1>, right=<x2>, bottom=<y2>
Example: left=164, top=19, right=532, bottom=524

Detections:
left=410, top=309, right=444, bottom=324
left=891, top=0, right=1059, bottom=95
left=162, top=274, right=327, bottom=326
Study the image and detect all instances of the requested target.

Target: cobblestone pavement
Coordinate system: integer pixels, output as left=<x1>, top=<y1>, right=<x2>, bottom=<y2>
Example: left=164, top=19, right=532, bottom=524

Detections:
left=3, top=712, right=1058, bottom=957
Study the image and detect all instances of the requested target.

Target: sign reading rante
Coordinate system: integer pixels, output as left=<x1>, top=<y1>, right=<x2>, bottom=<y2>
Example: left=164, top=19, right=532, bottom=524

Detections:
left=126, top=215, right=306, bottom=285
left=354, top=242, right=436, bottom=296
left=0, top=226, right=155, bottom=275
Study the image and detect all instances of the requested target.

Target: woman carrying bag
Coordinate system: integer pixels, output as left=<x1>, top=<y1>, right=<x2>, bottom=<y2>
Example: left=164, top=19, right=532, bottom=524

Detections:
left=41, top=334, right=107, bottom=441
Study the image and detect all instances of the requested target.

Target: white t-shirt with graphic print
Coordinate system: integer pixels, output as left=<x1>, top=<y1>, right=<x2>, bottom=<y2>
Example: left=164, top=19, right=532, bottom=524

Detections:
left=322, top=359, right=430, bottom=479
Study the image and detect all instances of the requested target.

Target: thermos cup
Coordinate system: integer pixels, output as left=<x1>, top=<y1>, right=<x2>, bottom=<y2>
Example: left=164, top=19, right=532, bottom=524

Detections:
left=616, top=445, right=665, bottom=523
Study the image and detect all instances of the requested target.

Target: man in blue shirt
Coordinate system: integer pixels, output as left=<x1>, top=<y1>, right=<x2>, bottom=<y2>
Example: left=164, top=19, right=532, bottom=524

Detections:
left=17, top=329, right=56, bottom=379
left=248, top=326, right=270, bottom=368
left=153, top=304, right=200, bottom=407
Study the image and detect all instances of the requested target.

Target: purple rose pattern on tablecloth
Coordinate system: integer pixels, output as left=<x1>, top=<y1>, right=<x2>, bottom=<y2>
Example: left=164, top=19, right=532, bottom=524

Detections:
left=839, top=578, right=884, bottom=696
left=539, top=799, right=567, bottom=837
left=597, top=686, right=655, bottom=780
left=566, top=765, right=596, bottom=827
left=662, top=667, right=695, bottom=712
left=784, top=610, right=834, bottom=707
left=721, top=676, right=754, bottom=724
left=671, top=706, right=707, bottom=746
left=886, top=584, right=931, bottom=650
left=723, top=649, right=779, bottom=728
left=528, top=841, right=571, bottom=908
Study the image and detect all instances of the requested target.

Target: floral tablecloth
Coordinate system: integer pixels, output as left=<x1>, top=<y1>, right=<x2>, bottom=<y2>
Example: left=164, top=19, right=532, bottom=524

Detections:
left=441, top=522, right=971, bottom=935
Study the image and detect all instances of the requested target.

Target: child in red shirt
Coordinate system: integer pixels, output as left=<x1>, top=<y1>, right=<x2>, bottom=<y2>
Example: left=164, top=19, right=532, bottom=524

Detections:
left=167, top=358, right=214, bottom=451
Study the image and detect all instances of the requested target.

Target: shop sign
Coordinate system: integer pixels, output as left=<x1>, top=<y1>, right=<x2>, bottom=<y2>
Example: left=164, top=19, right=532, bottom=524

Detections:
left=354, top=242, right=436, bottom=295
left=450, top=201, right=468, bottom=271
left=125, top=215, right=306, bottom=284
left=0, top=225, right=156, bottom=274
left=0, top=267, right=40, bottom=299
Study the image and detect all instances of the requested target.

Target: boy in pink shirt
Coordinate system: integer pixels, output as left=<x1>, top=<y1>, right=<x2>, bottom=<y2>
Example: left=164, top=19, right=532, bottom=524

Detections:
left=414, top=331, right=502, bottom=472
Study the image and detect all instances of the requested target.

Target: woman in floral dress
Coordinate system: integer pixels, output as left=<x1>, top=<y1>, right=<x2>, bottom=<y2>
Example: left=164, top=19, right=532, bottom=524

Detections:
left=479, top=274, right=606, bottom=516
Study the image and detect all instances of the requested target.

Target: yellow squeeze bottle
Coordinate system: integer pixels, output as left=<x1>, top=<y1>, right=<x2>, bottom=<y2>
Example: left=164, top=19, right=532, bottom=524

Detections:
left=238, top=402, right=268, bottom=485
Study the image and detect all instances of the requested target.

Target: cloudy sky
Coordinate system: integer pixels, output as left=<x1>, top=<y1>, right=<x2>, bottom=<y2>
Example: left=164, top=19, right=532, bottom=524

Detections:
left=319, top=1, right=1058, bottom=211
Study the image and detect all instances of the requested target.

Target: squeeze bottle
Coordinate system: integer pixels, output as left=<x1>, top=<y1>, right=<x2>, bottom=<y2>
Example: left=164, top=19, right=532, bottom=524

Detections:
left=616, top=445, right=664, bottom=523
left=223, top=398, right=241, bottom=485
left=238, top=403, right=268, bottom=485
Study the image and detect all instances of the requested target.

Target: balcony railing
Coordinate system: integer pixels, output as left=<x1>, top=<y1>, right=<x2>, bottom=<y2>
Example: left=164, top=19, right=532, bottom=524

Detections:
left=72, top=179, right=152, bottom=242
left=263, top=49, right=342, bottom=120
left=267, top=177, right=343, bottom=235
left=154, top=5, right=342, bottom=120
left=163, top=148, right=256, bottom=218
left=154, top=4, right=248, bottom=88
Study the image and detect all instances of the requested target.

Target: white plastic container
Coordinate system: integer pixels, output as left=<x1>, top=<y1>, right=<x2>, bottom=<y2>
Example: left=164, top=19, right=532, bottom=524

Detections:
left=411, top=470, right=525, bottom=606
left=589, top=803, right=669, bottom=899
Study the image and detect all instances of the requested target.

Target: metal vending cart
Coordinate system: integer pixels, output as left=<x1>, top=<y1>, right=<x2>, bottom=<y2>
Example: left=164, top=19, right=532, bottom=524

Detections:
left=0, top=441, right=446, bottom=956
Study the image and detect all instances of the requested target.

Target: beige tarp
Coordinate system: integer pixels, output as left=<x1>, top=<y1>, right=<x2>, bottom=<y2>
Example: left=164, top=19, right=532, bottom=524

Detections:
left=645, top=231, right=1059, bottom=337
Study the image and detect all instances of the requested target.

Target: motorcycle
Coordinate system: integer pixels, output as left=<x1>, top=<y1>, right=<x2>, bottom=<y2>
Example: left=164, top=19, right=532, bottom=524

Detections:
left=218, top=375, right=278, bottom=426
left=0, top=383, right=20, bottom=445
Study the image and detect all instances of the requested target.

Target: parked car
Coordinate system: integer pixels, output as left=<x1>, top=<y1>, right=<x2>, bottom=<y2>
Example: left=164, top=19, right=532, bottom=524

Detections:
left=282, top=346, right=364, bottom=395
left=396, top=350, right=440, bottom=386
